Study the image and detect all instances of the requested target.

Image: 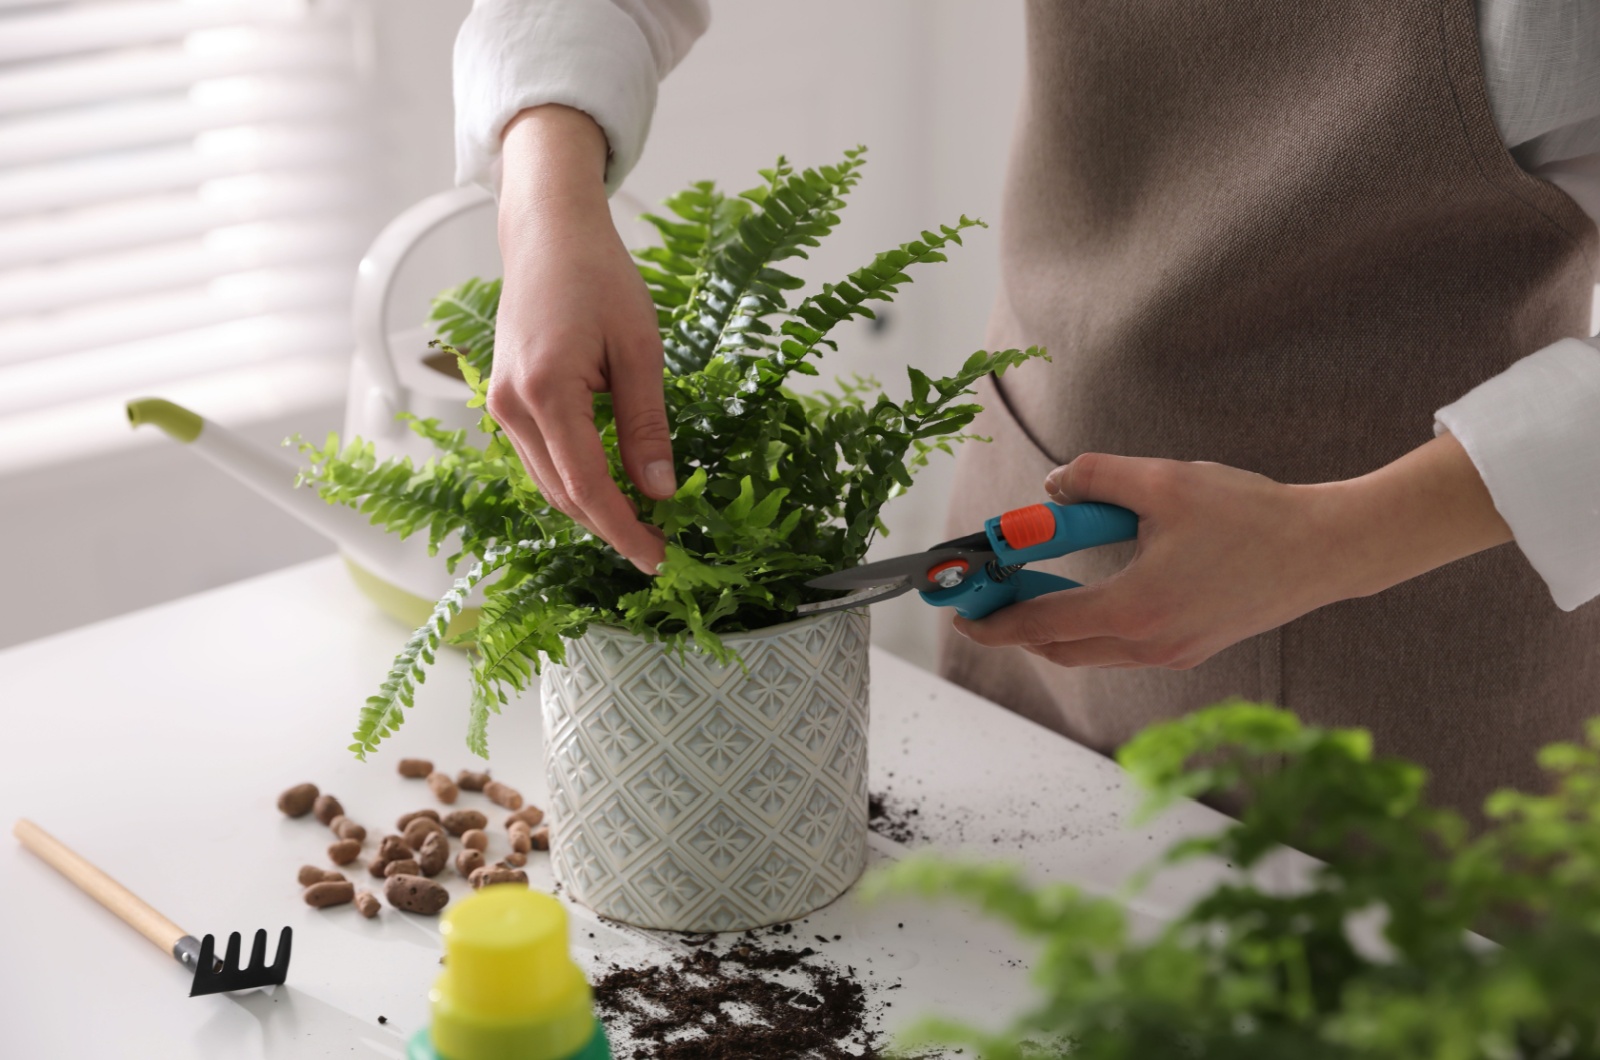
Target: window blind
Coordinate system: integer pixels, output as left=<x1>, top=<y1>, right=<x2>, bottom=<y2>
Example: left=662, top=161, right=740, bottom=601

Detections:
left=0, top=0, right=369, bottom=468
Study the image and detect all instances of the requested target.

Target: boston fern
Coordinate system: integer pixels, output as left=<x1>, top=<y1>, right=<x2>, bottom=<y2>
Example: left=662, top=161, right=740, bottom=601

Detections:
left=298, top=148, right=1044, bottom=759
left=869, top=702, right=1600, bottom=1059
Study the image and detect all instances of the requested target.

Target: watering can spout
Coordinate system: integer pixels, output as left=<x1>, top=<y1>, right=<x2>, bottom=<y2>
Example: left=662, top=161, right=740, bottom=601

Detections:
left=126, top=396, right=381, bottom=556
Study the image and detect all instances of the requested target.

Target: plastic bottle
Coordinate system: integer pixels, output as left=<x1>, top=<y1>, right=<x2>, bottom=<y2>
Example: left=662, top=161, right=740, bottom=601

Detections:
left=408, top=885, right=612, bottom=1060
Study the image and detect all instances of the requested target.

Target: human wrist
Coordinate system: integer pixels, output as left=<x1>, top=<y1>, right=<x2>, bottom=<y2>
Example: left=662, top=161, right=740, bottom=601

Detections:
left=498, top=104, right=610, bottom=217
left=1311, top=433, right=1513, bottom=602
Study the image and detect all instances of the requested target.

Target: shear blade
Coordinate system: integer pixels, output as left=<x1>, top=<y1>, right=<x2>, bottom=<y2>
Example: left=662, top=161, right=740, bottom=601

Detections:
left=794, top=581, right=911, bottom=616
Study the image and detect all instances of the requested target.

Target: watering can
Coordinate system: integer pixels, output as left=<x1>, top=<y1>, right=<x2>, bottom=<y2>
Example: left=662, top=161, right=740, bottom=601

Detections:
left=126, top=186, right=647, bottom=634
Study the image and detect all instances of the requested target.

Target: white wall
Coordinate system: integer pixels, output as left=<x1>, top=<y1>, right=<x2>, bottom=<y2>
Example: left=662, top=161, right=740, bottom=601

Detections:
left=0, top=1, right=1027, bottom=664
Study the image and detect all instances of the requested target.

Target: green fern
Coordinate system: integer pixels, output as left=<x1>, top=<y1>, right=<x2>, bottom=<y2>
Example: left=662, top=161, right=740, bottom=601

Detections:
left=348, top=544, right=522, bottom=759
left=306, top=148, right=1048, bottom=758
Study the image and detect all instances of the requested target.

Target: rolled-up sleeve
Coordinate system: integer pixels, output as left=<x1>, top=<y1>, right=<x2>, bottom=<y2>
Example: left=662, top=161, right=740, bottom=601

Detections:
left=453, top=0, right=710, bottom=196
left=1435, top=335, right=1600, bottom=611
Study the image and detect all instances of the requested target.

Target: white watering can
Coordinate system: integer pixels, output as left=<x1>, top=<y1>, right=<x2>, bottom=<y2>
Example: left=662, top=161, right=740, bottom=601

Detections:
left=127, top=185, right=646, bottom=633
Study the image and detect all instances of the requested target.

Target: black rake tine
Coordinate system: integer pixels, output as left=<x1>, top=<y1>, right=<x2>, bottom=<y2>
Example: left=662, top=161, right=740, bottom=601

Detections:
left=189, top=927, right=292, bottom=995
left=247, top=928, right=268, bottom=972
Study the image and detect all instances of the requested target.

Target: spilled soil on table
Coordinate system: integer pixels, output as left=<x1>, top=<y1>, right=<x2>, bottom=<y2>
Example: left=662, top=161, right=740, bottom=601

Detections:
left=592, top=923, right=898, bottom=1059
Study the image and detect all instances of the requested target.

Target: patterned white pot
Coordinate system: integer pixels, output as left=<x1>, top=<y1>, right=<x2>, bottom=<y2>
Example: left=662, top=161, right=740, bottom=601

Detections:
left=541, top=609, right=870, bottom=932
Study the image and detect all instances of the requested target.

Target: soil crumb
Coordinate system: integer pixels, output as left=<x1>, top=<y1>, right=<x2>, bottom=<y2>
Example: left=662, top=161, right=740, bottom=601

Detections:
left=593, top=931, right=886, bottom=1059
left=868, top=791, right=929, bottom=845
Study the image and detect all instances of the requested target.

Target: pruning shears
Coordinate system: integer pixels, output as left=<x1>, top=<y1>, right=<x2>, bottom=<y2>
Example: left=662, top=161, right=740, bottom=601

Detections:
left=796, top=502, right=1138, bottom=621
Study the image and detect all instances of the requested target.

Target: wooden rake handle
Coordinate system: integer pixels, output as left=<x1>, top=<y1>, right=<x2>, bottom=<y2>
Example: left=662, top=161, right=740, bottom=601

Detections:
left=13, top=818, right=188, bottom=957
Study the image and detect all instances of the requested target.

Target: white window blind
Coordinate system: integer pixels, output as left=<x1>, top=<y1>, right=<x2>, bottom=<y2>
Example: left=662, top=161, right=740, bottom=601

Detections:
left=0, top=0, right=370, bottom=470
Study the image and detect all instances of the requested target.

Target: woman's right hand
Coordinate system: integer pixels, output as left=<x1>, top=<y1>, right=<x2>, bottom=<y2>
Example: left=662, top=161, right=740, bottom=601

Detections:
left=490, top=105, right=673, bottom=574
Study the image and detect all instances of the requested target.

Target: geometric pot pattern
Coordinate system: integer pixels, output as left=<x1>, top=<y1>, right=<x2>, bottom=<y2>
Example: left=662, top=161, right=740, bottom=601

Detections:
left=542, top=609, right=870, bottom=931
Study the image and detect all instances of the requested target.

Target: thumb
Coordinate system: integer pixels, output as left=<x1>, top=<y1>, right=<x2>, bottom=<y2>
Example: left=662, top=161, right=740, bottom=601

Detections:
left=1044, top=452, right=1167, bottom=508
left=610, top=351, right=676, bottom=500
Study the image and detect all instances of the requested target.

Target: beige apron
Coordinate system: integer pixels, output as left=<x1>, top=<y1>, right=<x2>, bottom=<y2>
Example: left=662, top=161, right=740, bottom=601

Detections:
left=940, top=0, right=1600, bottom=820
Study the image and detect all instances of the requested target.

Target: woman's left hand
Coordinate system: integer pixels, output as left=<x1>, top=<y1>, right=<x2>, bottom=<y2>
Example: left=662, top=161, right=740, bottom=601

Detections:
left=951, top=435, right=1513, bottom=669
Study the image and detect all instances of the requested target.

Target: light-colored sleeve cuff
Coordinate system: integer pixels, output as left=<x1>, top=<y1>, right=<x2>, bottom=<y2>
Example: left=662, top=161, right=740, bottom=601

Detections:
left=453, top=0, right=660, bottom=196
left=1434, top=336, right=1600, bottom=611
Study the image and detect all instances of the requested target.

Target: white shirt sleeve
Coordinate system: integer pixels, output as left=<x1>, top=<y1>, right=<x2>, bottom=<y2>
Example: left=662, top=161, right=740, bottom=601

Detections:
left=453, top=0, right=710, bottom=196
left=1435, top=335, right=1600, bottom=611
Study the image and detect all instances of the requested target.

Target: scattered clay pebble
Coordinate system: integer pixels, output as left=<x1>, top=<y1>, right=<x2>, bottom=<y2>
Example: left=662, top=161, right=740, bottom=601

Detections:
left=501, top=851, right=527, bottom=868
left=455, top=848, right=484, bottom=876
left=530, top=825, right=550, bottom=851
left=403, top=816, right=445, bottom=849
left=277, top=783, right=318, bottom=818
left=328, top=838, right=362, bottom=865
left=397, top=758, right=433, bottom=779
left=298, top=865, right=344, bottom=886
left=377, top=835, right=413, bottom=861
left=418, top=832, right=448, bottom=877
left=383, top=858, right=421, bottom=878
left=508, top=823, right=531, bottom=855
left=313, top=793, right=345, bottom=827
left=461, top=829, right=488, bottom=852
left=456, top=769, right=491, bottom=791
left=355, top=891, right=380, bottom=918
left=397, top=808, right=440, bottom=831
left=427, top=772, right=459, bottom=805
left=470, top=866, right=528, bottom=890
left=443, top=809, right=486, bottom=836
left=484, top=780, right=523, bottom=811
left=505, top=805, right=545, bottom=830
left=329, top=815, right=366, bottom=841
left=384, top=874, right=450, bottom=915
left=304, top=880, right=355, bottom=908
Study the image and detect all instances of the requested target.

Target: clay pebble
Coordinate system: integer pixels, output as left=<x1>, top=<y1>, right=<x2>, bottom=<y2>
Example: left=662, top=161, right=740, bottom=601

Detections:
left=501, top=851, right=527, bottom=868
left=427, top=772, right=459, bottom=805
left=328, top=838, right=362, bottom=865
left=530, top=825, right=550, bottom=851
left=443, top=809, right=486, bottom=836
left=383, top=858, right=421, bottom=878
left=312, top=793, right=344, bottom=827
left=384, top=874, right=449, bottom=915
left=505, top=805, right=545, bottom=830
left=470, top=866, right=528, bottom=890
left=460, top=829, right=488, bottom=852
left=397, top=758, right=433, bottom=779
left=397, top=808, right=440, bottom=831
left=329, top=815, right=366, bottom=842
left=456, top=769, right=490, bottom=792
left=277, top=783, right=318, bottom=818
left=402, top=816, right=445, bottom=849
left=298, top=865, right=344, bottom=887
left=354, top=890, right=381, bottom=918
left=304, top=880, right=355, bottom=908
left=484, top=781, right=522, bottom=811
left=418, top=832, right=448, bottom=877
left=455, top=848, right=485, bottom=876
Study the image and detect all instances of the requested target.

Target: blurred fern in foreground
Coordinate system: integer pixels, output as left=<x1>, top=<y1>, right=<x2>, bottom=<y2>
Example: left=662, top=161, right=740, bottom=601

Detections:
left=867, top=701, right=1600, bottom=1059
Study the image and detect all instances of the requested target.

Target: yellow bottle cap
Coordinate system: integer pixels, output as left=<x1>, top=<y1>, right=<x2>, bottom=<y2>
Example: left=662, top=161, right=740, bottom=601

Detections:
left=429, top=886, right=597, bottom=1060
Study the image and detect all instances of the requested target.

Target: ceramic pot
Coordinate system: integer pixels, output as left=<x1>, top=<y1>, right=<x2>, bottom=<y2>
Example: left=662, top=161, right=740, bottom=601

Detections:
left=541, top=610, right=870, bottom=931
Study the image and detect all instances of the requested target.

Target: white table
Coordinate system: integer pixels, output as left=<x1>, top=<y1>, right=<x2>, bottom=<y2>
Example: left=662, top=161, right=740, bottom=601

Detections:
left=0, top=558, right=1253, bottom=1057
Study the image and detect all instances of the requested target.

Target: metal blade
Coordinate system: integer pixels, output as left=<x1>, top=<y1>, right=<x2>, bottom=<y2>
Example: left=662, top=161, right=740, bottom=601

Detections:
left=805, top=544, right=992, bottom=592
left=793, top=581, right=915, bottom=617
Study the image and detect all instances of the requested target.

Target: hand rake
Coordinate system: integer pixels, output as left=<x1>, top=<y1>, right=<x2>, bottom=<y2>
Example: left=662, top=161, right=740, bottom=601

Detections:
left=13, top=819, right=292, bottom=996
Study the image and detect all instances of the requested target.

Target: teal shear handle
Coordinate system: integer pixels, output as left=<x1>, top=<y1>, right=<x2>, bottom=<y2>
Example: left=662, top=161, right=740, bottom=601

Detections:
left=920, top=501, right=1138, bottom=620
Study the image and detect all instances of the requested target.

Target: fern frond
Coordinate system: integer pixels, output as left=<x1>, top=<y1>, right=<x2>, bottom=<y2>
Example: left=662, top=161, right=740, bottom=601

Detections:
left=430, top=277, right=501, bottom=380
left=657, top=148, right=867, bottom=375
left=465, top=658, right=503, bottom=759
left=348, top=542, right=521, bottom=759
left=472, top=577, right=591, bottom=695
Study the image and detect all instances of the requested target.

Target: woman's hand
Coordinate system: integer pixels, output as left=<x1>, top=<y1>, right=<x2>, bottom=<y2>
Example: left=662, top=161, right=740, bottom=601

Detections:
left=489, top=105, right=673, bottom=574
left=952, top=434, right=1513, bottom=669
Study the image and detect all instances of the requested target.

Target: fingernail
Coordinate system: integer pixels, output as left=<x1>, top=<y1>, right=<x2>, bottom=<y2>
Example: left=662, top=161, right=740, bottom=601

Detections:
left=952, top=620, right=970, bottom=640
left=644, top=460, right=676, bottom=498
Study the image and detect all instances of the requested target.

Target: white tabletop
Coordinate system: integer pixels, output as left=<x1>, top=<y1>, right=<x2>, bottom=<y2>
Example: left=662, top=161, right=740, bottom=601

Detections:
left=0, top=558, right=1252, bottom=1057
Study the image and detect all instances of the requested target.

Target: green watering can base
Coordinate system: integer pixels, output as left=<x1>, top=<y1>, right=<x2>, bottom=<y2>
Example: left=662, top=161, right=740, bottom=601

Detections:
left=344, top=557, right=480, bottom=643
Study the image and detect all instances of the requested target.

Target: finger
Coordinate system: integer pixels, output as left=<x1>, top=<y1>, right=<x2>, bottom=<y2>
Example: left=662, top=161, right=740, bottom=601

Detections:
left=533, top=377, right=668, bottom=573
left=1044, top=451, right=1174, bottom=509
left=491, top=395, right=581, bottom=520
left=1023, top=637, right=1140, bottom=668
left=951, top=587, right=1115, bottom=648
left=608, top=337, right=676, bottom=500
left=514, top=427, right=604, bottom=538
